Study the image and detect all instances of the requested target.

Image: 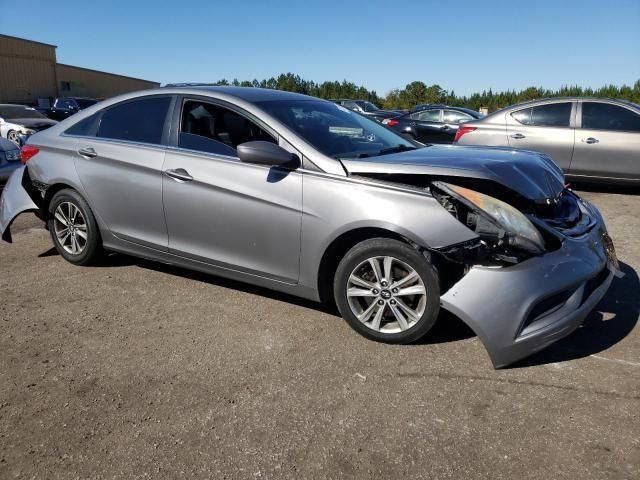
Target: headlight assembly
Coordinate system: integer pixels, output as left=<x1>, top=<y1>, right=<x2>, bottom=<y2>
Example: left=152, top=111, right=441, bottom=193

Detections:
left=434, top=182, right=545, bottom=255
left=21, top=128, right=36, bottom=135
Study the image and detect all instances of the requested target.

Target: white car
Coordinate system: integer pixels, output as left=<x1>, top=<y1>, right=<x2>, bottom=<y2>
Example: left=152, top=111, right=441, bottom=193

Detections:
left=0, top=104, right=57, bottom=144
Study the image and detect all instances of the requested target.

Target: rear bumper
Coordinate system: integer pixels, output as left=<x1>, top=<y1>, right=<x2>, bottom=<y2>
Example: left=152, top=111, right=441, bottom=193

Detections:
left=441, top=205, right=617, bottom=368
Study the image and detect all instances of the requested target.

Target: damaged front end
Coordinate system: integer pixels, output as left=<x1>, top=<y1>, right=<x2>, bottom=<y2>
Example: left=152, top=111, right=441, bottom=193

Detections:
left=349, top=161, right=617, bottom=368
left=427, top=180, right=618, bottom=368
left=0, top=166, right=42, bottom=243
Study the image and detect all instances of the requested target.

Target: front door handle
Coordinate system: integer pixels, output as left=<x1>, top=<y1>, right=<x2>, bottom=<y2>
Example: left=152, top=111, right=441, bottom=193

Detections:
left=510, top=133, right=526, bottom=140
left=164, top=168, right=193, bottom=182
left=441, top=125, right=450, bottom=130
left=77, top=147, right=97, bottom=158
left=584, top=137, right=599, bottom=144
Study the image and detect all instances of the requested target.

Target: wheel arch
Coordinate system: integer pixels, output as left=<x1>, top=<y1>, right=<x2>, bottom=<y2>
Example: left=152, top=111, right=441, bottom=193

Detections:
left=316, top=226, right=421, bottom=304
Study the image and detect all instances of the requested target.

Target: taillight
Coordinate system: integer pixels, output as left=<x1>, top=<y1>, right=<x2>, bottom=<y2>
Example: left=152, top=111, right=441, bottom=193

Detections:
left=20, top=145, right=40, bottom=164
left=454, top=126, right=477, bottom=142
left=384, top=119, right=399, bottom=127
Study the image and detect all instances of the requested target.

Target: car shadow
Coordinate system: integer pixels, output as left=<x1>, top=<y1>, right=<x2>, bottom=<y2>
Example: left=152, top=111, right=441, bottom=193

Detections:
left=511, top=261, right=640, bottom=368
left=37, top=249, right=639, bottom=358
left=119, top=253, right=339, bottom=315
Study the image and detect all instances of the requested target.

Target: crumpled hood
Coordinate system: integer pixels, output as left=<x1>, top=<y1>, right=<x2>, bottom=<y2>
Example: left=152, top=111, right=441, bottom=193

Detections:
left=341, top=144, right=565, bottom=203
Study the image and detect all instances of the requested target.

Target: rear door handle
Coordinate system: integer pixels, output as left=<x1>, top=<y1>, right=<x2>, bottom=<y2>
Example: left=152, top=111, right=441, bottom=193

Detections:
left=164, top=168, right=193, bottom=182
left=510, top=133, right=525, bottom=140
left=77, top=147, right=97, bottom=158
left=584, top=137, right=599, bottom=144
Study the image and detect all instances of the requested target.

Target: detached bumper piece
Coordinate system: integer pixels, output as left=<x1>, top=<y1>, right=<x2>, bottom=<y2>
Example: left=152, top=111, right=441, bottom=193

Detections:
left=0, top=166, right=40, bottom=243
left=440, top=219, right=616, bottom=368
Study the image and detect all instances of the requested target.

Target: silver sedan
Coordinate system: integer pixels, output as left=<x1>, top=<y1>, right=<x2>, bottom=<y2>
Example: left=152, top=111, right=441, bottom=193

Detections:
left=0, top=87, right=620, bottom=368
left=455, top=97, right=640, bottom=184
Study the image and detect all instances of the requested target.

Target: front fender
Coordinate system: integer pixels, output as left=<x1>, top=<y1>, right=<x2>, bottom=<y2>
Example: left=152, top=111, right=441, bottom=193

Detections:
left=0, top=166, right=40, bottom=243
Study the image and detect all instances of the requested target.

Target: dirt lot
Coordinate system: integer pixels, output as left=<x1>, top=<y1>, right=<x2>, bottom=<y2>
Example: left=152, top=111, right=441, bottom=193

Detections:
left=0, top=187, right=638, bottom=479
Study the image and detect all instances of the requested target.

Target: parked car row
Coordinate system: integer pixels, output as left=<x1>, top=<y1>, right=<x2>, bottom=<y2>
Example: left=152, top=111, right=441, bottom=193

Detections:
left=0, top=97, right=99, bottom=146
left=35, top=96, right=99, bottom=121
left=330, top=99, right=402, bottom=123
left=331, top=95, right=640, bottom=184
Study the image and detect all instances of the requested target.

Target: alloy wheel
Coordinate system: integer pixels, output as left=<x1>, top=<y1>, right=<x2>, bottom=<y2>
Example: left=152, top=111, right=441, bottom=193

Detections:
left=53, top=202, right=88, bottom=255
left=346, top=255, right=427, bottom=334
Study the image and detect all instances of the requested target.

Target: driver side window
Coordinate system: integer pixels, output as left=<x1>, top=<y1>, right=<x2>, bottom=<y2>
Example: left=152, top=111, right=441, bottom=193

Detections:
left=179, top=100, right=276, bottom=157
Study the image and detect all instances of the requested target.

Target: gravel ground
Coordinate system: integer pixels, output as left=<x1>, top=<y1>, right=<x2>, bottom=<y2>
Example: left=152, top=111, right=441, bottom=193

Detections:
left=0, top=187, right=638, bottom=479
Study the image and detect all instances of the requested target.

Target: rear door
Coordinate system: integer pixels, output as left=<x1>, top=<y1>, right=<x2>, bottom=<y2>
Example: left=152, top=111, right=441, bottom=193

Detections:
left=162, top=97, right=302, bottom=283
left=570, top=101, right=640, bottom=180
left=506, top=101, right=576, bottom=170
left=410, top=109, right=447, bottom=143
left=72, top=95, right=174, bottom=250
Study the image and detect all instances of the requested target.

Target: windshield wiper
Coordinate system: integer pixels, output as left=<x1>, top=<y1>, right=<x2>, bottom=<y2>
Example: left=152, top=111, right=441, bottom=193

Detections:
left=376, top=144, right=417, bottom=156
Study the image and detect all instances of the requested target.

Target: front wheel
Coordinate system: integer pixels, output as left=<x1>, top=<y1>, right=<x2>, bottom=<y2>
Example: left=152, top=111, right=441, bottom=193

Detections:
left=334, top=238, right=440, bottom=344
left=7, top=130, right=20, bottom=144
left=47, top=189, right=103, bottom=265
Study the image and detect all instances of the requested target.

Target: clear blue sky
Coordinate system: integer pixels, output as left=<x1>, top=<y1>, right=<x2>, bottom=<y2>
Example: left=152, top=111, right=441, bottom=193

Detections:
left=1, top=0, right=638, bottom=96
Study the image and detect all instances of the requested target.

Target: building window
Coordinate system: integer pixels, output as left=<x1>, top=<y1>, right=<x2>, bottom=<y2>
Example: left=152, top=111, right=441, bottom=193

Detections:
left=60, top=81, right=71, bottom=92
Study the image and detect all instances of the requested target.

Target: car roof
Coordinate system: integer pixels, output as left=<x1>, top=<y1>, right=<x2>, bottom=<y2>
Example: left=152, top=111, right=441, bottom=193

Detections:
left=161, top=86, right=316, bottom=103
left=492, top=96, right=638, bottom=114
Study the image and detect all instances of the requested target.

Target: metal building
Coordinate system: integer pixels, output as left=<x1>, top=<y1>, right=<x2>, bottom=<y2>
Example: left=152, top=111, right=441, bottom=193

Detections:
left=0, top=34, right=159, bottom=104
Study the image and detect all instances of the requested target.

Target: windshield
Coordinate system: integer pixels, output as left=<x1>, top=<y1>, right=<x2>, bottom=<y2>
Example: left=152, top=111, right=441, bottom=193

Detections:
left=75, top=98, right=98, bottom=109
left=0, top=105, right=47, bottom=120
left=258, top=99, right=417, bottom=159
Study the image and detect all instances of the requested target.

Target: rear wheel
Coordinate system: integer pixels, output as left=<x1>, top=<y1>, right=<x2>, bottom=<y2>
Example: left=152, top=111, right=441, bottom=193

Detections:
left=334, top=238, right=440, bottom=344
left=48, top=189, right=103, bottom=265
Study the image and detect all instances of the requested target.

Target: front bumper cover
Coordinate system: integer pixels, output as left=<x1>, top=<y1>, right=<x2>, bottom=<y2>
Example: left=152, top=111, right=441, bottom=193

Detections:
left=441, top=206, right=617, bottom=368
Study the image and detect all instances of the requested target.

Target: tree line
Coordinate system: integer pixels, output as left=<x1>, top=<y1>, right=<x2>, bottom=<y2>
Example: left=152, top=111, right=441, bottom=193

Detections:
left=208, top=73, right=640, bottom=112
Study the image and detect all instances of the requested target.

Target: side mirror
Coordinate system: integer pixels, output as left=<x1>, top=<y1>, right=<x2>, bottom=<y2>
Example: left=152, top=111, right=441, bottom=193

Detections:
left=237, top=141, right=299, bottom=168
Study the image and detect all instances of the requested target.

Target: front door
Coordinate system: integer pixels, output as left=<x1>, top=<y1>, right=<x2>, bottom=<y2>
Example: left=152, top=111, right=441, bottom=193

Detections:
left=570, top=101, right=640, bottom=180
left=506, top=101, right=576, bottom=170
left=162, top=98, right=303, bottom=283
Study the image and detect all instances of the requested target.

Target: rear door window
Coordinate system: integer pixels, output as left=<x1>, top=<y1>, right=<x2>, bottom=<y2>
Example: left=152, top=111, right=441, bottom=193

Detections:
left=443, top=110, right=472, bottom=124
left=410, top=109, right=441, bottom=122
left=582, top=102, right=640, bottom=132
left=96, top=96, right=171, bottom=145
left=512, top=103, right=572, bottom=127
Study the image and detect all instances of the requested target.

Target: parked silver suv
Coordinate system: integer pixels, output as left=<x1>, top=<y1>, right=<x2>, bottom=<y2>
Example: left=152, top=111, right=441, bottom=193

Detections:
left=0, top=87, right=619, bottom=368
left=455, top=97, right=640, bottom=184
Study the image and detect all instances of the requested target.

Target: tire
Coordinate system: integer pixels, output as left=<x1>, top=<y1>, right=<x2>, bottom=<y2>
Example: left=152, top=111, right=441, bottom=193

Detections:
left=47, top=189, right=103, bottom=265
left=7, top=130, right=19, bottom=145
left=334, top=238, right=440, bottom=344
